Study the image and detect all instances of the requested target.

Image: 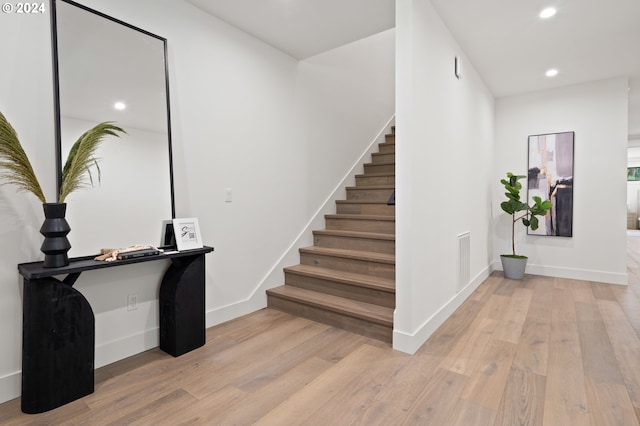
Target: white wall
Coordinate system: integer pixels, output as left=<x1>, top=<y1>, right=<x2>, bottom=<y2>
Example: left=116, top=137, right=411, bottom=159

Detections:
left=0, top=0, right=394, bottom=403
left=0, top=8, right=56, bottom=404
left=494, top=78, right=629, bottom=285
left=394, top=0, right=495, bottom=354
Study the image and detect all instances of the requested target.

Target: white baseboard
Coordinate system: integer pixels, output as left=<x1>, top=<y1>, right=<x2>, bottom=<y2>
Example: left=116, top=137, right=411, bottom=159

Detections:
left=206, top=293, right=268, bottom=328
left=95, top=328, right=159, bottom=369
left=393, top=265, right=491, bottom=355
left=0, top=370, right=20, bottom=404
left=491, top=260, right=628, bottom=285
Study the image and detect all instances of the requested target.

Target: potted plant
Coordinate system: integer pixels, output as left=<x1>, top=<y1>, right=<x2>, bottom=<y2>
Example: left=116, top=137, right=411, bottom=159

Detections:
left=0, top=111, right=125, bottom=267
left=500, top=172, right=552, bottom=279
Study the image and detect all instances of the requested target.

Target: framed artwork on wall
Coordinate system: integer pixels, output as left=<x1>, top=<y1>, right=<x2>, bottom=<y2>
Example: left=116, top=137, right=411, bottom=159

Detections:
left=172, top=218, right=203, bottom=251
left=527, top=131, right=574, bottom=237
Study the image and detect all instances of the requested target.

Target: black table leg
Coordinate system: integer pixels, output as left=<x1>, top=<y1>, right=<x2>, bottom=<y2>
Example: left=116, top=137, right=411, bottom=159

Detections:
left=21, top=277, right=95, bottom=414
left=159, top=253, right=206, bottom=356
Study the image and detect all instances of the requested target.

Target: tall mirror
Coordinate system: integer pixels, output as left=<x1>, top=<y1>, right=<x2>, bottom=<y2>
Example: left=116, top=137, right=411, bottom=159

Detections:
left=52, top=0, right=175, bottom=256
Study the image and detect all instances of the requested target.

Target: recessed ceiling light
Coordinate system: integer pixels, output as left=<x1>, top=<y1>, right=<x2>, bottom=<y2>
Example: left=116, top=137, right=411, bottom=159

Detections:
left=539, top=7, right=556, bottom=19
left=114, top=102, right=126, bottom=110
left=545, top=69, right=558, bottom=77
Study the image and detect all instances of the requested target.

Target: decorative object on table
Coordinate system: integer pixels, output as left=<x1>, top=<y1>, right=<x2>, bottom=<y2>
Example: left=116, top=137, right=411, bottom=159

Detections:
left=500, top=172, right=552, bottom=279
left=0, top=111, right=125, bottom=267
left=117, top=248, right=161, bottom=260
left=527, top=131, right=574, bottom=237
left=94, top=245, right=163, bottom=262
left=161, top=220, right=176, bottom=248
left=40, top=203, right=72, bottom=268
left=172, top=218, right=203, bottom=251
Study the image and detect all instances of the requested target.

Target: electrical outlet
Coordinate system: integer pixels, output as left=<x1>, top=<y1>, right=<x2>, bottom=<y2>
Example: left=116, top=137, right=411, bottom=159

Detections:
left=127, top=294, right=138, bottom=311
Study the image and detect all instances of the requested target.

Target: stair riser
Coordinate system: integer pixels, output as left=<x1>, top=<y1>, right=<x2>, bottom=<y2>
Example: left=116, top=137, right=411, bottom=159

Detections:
left=300, top=252, right=395, bottom=279
left=356, top=175, right=395, bottom=186
left=336, top=203, right=395, bottom=216
left=284, top=272, right=395, bottom=308
left=364, top=163, right=395, bottom=174
left=313, top=232, right=395, bottom=254
left=372, top=153, right=395, bottom=164
left=325, top=217, right=395, bottom=234
left=378, top=143, right=395, bottom=154
left=267, top=295, right=392, bottom=342
left=346, top=188, right=394, bottom=201
left=385, top=134, right=395, bottom=143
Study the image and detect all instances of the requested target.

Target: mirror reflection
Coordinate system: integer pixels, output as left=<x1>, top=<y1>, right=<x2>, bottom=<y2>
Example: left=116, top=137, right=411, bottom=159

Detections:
left=54, top=0, right=174, bottom=256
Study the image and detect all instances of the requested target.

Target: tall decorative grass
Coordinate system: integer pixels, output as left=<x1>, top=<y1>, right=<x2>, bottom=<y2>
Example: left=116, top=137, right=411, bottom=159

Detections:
left=59, top=122, right=125, bottom=202
left=0, top=111, right=125, bottom=203
left=0, top=111, right=46, bottom=202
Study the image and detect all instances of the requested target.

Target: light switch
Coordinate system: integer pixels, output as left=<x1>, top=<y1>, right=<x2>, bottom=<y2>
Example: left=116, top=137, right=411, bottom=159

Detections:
left=225, top=188, right=232, bottom=202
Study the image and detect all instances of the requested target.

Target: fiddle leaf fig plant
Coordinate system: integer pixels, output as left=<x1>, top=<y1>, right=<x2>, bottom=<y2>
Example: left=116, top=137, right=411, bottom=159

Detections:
left=0, top=111, right=125, bottom=203
left=500, top=172, right=552, bottom=256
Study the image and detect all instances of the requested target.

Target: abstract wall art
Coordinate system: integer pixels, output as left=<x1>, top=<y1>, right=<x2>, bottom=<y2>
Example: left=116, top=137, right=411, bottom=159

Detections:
left=527, top=131, right=574, bottom=237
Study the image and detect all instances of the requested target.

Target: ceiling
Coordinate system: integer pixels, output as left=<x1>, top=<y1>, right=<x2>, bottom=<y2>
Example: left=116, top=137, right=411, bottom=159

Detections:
left=429, top=0, right=640, bottom=139
left=186, top=0, right=395, bottom=59
left=186, top=0, right=640, bottom=138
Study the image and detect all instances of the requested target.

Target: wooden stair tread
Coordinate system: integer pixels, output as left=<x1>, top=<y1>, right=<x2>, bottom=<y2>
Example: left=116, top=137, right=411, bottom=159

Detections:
left=267, top=286, right=393, bottom=326
left=299, top=246, right=395, bottom=264
left=313, top=229, right=395, bottom=241
left=335, top=199, right=395, bottom=205
left=284, top=264, right=395, bottom=293
left=325, top=214, right=395, bottom=221
left=355, top=173, right=395, bottom=178
left=364, top=161, right=395, bottom=166
left=346, top=184, right=395, bottom=190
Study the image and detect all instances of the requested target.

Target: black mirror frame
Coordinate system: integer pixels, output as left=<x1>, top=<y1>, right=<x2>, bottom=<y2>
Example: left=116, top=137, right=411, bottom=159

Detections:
left=49, top=0, right=175, bottom=217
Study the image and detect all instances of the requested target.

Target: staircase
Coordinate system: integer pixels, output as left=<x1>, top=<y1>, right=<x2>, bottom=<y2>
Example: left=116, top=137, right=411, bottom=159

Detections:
left=267, top=126, right=395, bottom=343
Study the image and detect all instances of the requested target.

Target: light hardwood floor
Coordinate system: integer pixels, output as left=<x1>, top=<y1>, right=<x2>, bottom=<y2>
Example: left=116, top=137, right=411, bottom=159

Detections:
left=2, top=239, right=640, bottom=425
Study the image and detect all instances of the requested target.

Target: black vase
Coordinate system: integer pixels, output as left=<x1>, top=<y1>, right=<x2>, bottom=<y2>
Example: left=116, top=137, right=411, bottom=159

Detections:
left=40, top=203, right=71, bottom=268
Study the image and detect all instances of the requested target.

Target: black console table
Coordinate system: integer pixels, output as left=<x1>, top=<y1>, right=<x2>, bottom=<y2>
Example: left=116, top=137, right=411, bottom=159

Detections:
left=17, top=246, right=213, bottom=414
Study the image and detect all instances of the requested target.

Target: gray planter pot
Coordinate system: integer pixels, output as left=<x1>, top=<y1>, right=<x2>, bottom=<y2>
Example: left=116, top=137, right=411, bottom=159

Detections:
left=500, top=255, right=528, bottom=280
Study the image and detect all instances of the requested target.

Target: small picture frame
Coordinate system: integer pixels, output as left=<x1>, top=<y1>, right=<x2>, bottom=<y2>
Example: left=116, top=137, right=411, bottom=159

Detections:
left=172, top=218, right=203, bottom=251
